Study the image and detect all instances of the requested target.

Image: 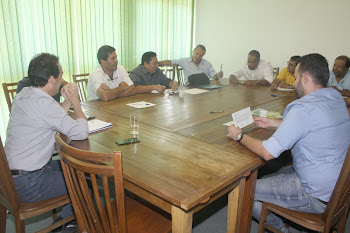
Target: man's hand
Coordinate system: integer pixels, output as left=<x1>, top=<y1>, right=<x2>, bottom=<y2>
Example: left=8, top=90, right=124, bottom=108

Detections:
left=214, top=71, right=223, bottom=80
left=153, top=85, right=165, bottom=93
left=229, top=74, right=238, bottom=84
left=227, top=124, right=242, bottom=140
left=170, top=81, right=179, bottom=91
left=245, top=80, right=259, bottom=86
left=100, top=83, right=110, bottom=90
left=63, top=83, right=80, bottom=105
left=119, top=82, right=129, bottom=91
left=278, top=82, right=293, bottom=89
left=254, top=116, right=283, bottom=129
left=270, top=79, right=279, bottom=90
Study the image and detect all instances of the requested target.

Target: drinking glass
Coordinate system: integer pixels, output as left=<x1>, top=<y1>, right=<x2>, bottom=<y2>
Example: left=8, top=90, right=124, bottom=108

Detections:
left=130, top=113, right=140, bottom=138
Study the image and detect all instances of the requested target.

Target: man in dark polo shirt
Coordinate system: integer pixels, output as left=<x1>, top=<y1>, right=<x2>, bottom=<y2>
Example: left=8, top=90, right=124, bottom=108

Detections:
left=130, top=51, right=179, bottom=93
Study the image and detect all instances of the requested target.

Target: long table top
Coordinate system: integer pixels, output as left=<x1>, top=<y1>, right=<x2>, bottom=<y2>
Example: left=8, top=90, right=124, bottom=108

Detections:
left=75, top=80, right=295, bottom=211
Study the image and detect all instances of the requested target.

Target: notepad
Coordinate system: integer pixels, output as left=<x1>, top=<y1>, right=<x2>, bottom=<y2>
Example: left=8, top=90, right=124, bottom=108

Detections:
left=88, top=119, right=112, bottom=133
left=184, top=88, right=208, bottom=94
left=198, top=84, right=222, bottom=89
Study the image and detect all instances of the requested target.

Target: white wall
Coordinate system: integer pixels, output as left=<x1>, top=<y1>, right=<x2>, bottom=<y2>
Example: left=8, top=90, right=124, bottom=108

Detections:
left=194, top=0, right=350, bottom=76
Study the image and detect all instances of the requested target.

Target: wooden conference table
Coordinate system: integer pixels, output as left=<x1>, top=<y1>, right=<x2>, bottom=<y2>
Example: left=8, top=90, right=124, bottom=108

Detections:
left=70, top=79, right=295, bottom=233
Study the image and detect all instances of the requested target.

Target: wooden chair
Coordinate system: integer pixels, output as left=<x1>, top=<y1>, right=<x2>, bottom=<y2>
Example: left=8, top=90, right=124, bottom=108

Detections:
left=258, top=145, right=350, bottom=233
left=0, top=136, right=73, bottom=233
left=175, top=65, right=186, bottom=85
left=273, top=67, right=280, bottom=78
left=55, top=134, right=172, bottom=233
left=158, top=64, right=176, bottom=82
left=72, top=73, right=89, bottom=102
left=2, top=82, right=18, bottom=113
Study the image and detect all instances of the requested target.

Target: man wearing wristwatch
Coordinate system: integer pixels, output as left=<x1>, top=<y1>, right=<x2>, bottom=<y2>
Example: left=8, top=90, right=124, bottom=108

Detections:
left=227, top=54, right=350, bottom=233
left=271, top=55, right=301, bottom=90
left=229, top=50, right=274, bottom=86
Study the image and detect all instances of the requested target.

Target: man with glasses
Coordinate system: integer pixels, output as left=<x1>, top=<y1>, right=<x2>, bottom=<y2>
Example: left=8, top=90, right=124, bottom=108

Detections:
left=229, top=50, right=274, bottom=86
left=130, top=51, right=179, bottom=93
left=271, top=56, right=301, bottom=90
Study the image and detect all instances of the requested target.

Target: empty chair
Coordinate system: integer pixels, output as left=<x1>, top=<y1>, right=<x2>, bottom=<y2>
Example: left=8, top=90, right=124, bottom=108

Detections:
left=258, top=145, right=350, bottom=233
left=2, top=82, right=18, bottom=113
left=0, top=136, right=72, bottom=233
left=72, top=73, right=89, bottom=102
left=55, top=134, right=172, bottom=233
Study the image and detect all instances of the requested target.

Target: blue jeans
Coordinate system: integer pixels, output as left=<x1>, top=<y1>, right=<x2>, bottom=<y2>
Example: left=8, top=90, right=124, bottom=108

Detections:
left=13, top=159, right=73, bottom=219
left=252, top=166, right=327, bottom=233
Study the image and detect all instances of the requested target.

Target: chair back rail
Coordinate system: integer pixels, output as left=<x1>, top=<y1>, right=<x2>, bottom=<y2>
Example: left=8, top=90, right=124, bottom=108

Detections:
left=158, top=64, right=176, bottom=82
left=55, top=134, right=127, bottom=233
left=2, top=82, right=18, bottom=113
left=72, top=73, right=89, bottom=102
left=175, top=65, right=186, bottom=85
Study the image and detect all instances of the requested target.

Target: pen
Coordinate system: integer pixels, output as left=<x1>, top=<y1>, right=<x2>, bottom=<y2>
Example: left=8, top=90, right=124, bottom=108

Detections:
left=220, top=64, right=222, bottom=72
left=210, top=111, right=224, bottom=113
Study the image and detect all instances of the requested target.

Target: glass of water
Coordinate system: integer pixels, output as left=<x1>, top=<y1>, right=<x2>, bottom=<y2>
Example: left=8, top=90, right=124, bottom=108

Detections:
left=130, top=113, right=139, bottom=138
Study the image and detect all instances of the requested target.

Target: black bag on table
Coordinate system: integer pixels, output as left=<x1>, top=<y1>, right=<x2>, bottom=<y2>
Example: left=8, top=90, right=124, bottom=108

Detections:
left=187, top=73, right=210, bottom=86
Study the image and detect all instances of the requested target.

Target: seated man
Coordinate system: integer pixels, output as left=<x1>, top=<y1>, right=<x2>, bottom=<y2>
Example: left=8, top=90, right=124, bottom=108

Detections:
left=327, top=55, right=350, bottom=108
left=229, top=50, right=274, bottom=86
left=130, top=51, right=179, bottom=93
left=87, top=45, right=135, bottom=101
left=16, top=76, right=68, bottom=102
left=271, top=55, right=300, bottom=89
left=5, top=53, right=89, bottom=230
left=159, top=44, right=223, bottom=84
left=227, top=54, right=350, bottom=233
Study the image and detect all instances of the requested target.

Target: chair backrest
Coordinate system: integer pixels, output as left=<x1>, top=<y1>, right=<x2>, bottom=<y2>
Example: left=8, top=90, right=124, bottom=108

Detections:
left=0, top=136, right=21, bottom=215
left=2, top=82, right=18, bottom=113
left=55, top=134, right=127, bottom=233
left=175, top=65, right=186, bottom=85
left=273, top=67, right=279, bottom=78
left=72, top=73, right=89, bottom=102
left=158, top=64, right=176, bottom=82
left=323, top=145, right=350, bottom=227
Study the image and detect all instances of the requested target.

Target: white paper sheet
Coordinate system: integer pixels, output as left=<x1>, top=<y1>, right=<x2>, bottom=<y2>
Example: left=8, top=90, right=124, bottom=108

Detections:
left=88, top=119, right=112, bottom=133
left=127, top=101, right=156, bottom=109
left=184, top=88, right=208, bottom=94
left=231, top=107, right=254, bottom=128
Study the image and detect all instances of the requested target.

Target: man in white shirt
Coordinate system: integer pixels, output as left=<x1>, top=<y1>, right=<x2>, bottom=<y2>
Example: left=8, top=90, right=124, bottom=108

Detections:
left=229, top=50, right=274, bottom=86
left=87, top=45, right=135, bottom=101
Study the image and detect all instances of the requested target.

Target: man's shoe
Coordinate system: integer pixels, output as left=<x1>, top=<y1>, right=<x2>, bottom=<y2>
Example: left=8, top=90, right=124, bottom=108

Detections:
left=61, top=220, right=77, bottom=233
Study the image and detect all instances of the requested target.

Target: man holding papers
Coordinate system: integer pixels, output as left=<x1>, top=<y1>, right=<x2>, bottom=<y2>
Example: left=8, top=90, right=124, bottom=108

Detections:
left=227, top=54, right=350, bottom=233
left=4, top=53, right=89, bottom=231
left=87, top=45, right=136, bottom=101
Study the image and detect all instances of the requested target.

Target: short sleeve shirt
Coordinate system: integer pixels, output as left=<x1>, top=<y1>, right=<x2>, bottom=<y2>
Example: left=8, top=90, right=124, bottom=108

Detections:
left=233, top=60, right=274, bottom=84
left=87, top=65, right=134, bottom=100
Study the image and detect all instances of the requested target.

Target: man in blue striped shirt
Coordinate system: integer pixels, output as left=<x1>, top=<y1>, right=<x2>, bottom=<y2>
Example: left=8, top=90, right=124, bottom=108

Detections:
left=228, top=53, right=350, bottom=233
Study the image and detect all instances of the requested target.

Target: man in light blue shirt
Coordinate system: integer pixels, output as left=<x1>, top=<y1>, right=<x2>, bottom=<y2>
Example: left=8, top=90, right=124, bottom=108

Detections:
left=159, top=45, right=223, bottom=84
left=227, top=54, right=350, bottom=233
left=327, top=55, right=350, bottom=108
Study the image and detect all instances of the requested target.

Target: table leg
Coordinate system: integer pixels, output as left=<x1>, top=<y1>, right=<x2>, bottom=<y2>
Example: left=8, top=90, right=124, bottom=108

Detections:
left=227, top=178, right=246, bottom=233
left=239, top=169, right=258, bottom=233
left=171, top=205, right=193, bottom=233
